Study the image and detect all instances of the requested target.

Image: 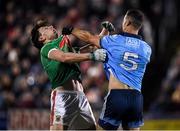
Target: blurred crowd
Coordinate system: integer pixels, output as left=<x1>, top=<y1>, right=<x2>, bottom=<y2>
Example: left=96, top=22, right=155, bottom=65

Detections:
left=149, top=50, right=180, bottom=113
left=0, top=0, right=180, bottom=115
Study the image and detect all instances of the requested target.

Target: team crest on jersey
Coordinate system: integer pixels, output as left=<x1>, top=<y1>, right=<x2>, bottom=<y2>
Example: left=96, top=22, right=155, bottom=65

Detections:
left=125, top=37, right=140, bottom=49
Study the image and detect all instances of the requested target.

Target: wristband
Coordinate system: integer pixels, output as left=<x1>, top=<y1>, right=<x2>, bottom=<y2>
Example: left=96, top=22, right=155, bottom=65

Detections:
left=89, top=52, right=95, bottom=61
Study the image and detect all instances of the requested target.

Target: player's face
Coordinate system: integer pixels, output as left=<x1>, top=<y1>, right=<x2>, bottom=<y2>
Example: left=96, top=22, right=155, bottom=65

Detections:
left=39, top=25, right=58, bottom=41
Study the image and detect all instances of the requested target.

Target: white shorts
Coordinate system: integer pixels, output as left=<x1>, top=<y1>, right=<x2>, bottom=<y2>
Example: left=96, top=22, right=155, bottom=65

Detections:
left=50, top=90, right=96, bottom=129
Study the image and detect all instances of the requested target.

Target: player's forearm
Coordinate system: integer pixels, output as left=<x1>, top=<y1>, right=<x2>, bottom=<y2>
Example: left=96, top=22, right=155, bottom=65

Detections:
left=78, top=44, right=97, bottom=53
left=48, top=48, right=106, bottom=63
left=72, top=28, right=92, bottom=43
left=72, top=28, right=100, bottom=48
left=61, top=52, right=92, bottom=63
left=99, top=28, right=109, bottom=38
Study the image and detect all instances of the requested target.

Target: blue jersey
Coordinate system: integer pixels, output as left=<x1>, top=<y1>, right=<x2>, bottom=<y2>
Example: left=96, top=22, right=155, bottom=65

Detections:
left=100, top=32, right=152, bottom=91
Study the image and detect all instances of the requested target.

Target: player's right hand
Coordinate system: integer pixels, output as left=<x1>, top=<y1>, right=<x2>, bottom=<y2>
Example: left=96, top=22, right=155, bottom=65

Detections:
left=101, top=21, right=115, bottom=32
left=91, top=49, right=107, bottom=62
left=72, top=80, right=84, bottom=92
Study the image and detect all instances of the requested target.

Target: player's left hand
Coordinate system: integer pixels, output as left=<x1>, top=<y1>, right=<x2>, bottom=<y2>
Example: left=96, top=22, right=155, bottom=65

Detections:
left=62, top=26, right=74, bottom=35
left=91, top=49, right=107, bottom=62
left=101, top=21, right=115, bottom=32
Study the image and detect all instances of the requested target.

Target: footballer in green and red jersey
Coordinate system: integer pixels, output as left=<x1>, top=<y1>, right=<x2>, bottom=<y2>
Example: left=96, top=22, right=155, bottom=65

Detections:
left=40, top=35, right=96, bottom=129
left=40, top=35, right=81, bottom=89
left=31, top=20, right=108, bottom=130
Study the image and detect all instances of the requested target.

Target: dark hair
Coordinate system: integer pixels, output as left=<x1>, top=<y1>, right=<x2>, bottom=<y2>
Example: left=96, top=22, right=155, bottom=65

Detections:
left=126, top=9, right=144, bottom=29
left=31, top=19, right=49, bottom=50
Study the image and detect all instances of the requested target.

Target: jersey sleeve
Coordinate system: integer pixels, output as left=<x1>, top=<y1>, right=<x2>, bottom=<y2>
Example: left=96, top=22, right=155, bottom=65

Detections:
left=100, top=35, right=111, bottom=50
left=40, top=43, right=58, bottom=58
left=100, top=35, right=118, bottom=50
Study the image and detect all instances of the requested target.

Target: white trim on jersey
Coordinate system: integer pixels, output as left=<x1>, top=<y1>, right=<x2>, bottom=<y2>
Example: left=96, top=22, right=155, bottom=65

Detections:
left=48, top=48, right=58, bottom=58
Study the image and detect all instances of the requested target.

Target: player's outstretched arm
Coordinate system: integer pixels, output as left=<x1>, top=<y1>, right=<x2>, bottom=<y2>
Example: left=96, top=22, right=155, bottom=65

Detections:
left=48, top=48, right=106, bottom=63
left=72, top=28, right=101, bottom=48
left=62, top=21, right=115, bottom=48
left=78, top=21, right=115, bottom=52
left=62, top=27, right=102, bottom=48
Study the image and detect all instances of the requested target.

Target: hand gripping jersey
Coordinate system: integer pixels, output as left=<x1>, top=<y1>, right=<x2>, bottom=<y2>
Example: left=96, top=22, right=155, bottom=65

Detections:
left=100, top=32, right=152, bottom=91
left=40, top=35, right=81, bottom=89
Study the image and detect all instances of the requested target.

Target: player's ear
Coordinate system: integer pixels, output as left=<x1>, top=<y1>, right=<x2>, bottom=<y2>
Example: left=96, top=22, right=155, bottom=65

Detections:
left=123, top=18, right=129, bottom=27
left=39, top=35, right=46, bottom=43
left=127, top=21, right=131, bottom=26
left=123, top=16, right=130, bottom=27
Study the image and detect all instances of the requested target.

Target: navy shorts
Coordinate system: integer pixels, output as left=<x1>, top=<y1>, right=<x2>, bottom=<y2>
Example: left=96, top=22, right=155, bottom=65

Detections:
left=98, top=89, right=144, bottom=130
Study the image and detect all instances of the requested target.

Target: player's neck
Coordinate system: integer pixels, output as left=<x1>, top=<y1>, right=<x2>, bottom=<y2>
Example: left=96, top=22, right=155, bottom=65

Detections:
left=123, top=28, right=138, bottom=35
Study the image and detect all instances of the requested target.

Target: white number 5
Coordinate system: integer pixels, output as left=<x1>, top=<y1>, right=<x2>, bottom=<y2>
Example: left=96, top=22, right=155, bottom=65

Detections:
left=120, top=52, right=138, bottom=71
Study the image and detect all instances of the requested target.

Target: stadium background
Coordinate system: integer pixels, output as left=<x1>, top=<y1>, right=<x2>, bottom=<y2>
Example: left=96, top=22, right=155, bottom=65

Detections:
left=0, top=0, right=180, bottom=129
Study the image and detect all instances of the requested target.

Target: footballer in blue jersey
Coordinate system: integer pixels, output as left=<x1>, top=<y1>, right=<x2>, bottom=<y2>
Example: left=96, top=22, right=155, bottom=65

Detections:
left=100, top=33, right=151, bottom=92
left=62, top=9, right=152, bottom=130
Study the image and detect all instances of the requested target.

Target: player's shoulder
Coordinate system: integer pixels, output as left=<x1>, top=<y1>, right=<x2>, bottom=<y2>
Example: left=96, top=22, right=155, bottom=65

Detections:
left=103, top=34, right=121, bottom=41
left=140, top=40, right=152, bottom=52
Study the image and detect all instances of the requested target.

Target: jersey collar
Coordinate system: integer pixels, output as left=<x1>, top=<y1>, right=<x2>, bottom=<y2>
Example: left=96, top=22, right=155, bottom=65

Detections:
left=120, top=32, right=142, bottom=40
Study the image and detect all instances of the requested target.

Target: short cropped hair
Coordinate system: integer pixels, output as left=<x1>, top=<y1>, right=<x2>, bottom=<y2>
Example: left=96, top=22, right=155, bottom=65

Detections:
left=125, top=9, right=144, bottom=29
left=31, top=20, right=49, bottom=50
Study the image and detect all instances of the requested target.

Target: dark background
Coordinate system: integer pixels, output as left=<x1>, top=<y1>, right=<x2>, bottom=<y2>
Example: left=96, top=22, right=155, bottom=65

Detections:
left=0, top=0, right=180, bottom=129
